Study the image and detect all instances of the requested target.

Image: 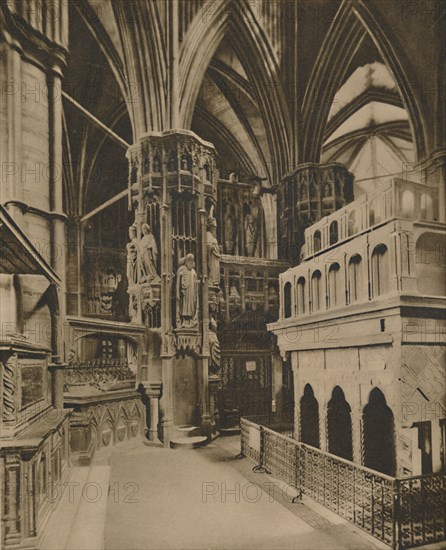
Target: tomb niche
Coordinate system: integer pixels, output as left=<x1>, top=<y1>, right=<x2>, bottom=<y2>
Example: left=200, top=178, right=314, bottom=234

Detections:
left=217, top=178, right=266, bottom=258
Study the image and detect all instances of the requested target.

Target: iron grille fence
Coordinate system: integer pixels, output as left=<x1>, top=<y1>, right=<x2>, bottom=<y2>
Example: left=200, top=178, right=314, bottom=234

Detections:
left=240, top=417, right=446, bottom=549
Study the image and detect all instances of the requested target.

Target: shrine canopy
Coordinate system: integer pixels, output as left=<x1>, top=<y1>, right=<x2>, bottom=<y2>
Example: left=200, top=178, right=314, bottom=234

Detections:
left=0, top=205, right=60, bottom=285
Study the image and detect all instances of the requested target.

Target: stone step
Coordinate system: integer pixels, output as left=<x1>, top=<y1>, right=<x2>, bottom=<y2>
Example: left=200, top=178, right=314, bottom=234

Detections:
left=41, top=466, right=90, bottom=550
left=220, top=425, right=241, bottom=436
left=173, top=425, right=202, bottom=439
left=64, top=465, right=110, bottom=549
left=170, top=435, right=208, bottom=449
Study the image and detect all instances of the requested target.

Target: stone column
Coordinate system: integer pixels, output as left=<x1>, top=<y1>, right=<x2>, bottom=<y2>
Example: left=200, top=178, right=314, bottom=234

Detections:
left=198, top=357, right=212, bottom=439
left=431, top=419, right=443, bottom=473
left=160, top=357, right=174, bottom=447
left=2, top=39, right=23, bottom=225
left=144, top=382, right=162, bottom=445
left=208, top=375, right=221, bottom=435
left=48, top=363, right=64, bottom=409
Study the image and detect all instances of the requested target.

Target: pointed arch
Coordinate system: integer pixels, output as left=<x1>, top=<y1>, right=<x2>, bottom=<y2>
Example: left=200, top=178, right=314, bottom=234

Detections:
left=363, top=387, right=395, bottom=475
left=179, top=2, right=291, bottom=182
left=179, top=1, right=230, bottom=129
left=112, top=0, right=166, bottom=135
left=352, top=1, right=428, bottom=161
left=302, top=1, right=427, bottom=163
left=301, top=3, right=366, bottom=163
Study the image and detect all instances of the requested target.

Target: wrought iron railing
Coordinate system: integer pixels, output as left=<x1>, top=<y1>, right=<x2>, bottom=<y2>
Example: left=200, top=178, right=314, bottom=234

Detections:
left=240, top=417, right=446, bottom=549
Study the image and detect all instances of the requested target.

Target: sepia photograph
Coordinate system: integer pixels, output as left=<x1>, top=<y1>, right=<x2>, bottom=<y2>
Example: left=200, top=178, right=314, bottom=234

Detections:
left=0, top=1, right=445, bottom=549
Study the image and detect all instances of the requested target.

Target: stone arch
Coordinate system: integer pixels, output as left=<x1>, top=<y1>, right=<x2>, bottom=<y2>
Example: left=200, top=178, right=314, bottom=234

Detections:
left=179, top=3, right=291, bottom=182
left=301, top=1, right=427, bottom=163
left=283, top=282, right=292, bottom=319
left=296, top=277, right=306, bottom=315
left=300, top=384, right=320, bottom=449
left=371, top=244, right=389, bottom=297
left=311, top=270, right=323, bottom=312
left=363, top=387, right=395, bottom=475
left=327, top=386, right=353, bottom=461
left=348, top=254, right=363, bottom=303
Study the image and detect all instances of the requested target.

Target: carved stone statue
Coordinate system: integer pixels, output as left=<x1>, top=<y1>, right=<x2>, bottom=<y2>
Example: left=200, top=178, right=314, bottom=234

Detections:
left=208, top=316, right=221, bottom=376
left=126, top=224, right=138, bottom=285
left=206, top=211, right=222, bottom=286
left=224, top=209, right=236, bottom=254
left=244, top=210, right=259, bottom=256
left=176, top=253, right=198, bottom=327
left=140, top=223, right=159, bottom=282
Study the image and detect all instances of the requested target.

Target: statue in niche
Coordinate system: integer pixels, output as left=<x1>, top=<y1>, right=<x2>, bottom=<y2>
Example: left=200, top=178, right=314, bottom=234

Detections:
left=335, top=173, right=342, bottom=195
left=101, top=268, right=122, bottom=313
left=139, top=224, right=159, bottom=282
left=176, top=253, right=198, bottom=327
left=224, top=208, right=237, bottom=254
left=206, top=208, right=222, bottom=286
left=244, top=205, right=259, bottom=257
left=126, top=224, right=138, bottom=285
left=129, top=292, right=138, bottom=321
left=324, top=182, right=332, bottom=197
left=67, top=348, right=76, bottom=366
left=208, top=316, right=221, bottom=376
left=310, top=172, right=318, bottom=198
left=181, top=154, right=191, bottom=171
left=153, top=154, right=161, bottom=173
left=130, top=156, right=139, bottom=183
left=167, top=153, right=177, bottom=172
left=301, top=184, right=308, bottom=200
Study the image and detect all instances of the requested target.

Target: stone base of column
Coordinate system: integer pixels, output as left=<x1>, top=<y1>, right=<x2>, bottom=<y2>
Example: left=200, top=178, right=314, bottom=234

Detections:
left=201, top=413, right=213, bottom=441
left=143, top=436, right=163, bottom=448
left=161, top=418, right=174, bottom=448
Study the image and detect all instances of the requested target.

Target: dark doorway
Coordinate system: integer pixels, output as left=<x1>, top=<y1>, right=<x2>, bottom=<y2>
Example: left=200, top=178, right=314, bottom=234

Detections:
left=327, top=386, right=353, bottom=460
left=300, top=384, right=320, bottom=448
left=414, top=421, right=433, bottom=475
left=363, top=388, right=396, bottom=476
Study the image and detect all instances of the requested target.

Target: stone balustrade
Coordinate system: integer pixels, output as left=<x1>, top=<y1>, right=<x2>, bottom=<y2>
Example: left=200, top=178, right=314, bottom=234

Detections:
left=303, top=178, right=438, bottom=260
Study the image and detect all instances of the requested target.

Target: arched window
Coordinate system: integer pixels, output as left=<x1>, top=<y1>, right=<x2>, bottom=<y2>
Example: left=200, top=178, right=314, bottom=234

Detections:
left=420, top=194, right=434, bottom=220
left=313, top=230, right=322, bottom=253
left=296, top=277, right=306, bottom=315
left=348, top=254, right=362, bottom=303
left=328, top=263, right=341, bottom=307
left=311, top=270, right=323, bottom=311
left=363, top=388, right=395, bottom=475
left=300, top=384, right=320, bottom=448
left=401, top=190, right=415, bottom=218
left=371, top=244, right=389, bottom=297
left=283, top=282, right=292, bottom=318
left=329, top=220, right=339, bottom=245
left=348, top=210, right=357, bottom=236
left=327, top=386, right=353, bottom=461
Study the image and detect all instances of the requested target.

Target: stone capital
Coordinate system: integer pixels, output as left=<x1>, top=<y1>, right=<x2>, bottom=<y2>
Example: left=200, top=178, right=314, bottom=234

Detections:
left=143, top=381, right=162, bottom=398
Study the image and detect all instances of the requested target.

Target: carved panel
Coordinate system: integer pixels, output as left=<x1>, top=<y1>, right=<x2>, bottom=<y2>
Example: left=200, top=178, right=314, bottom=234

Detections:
left=402, top=345, right=446, bottom=424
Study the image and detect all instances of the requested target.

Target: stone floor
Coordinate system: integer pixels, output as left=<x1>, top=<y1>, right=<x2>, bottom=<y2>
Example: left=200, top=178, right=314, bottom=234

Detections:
left=104, top=436, right=388, bottom=550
